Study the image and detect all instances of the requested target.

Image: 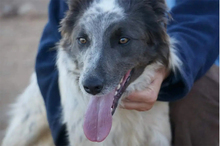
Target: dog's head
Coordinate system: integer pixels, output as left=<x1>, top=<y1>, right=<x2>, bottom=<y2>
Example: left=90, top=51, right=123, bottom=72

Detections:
left=59, top=0, right=170, bottom=142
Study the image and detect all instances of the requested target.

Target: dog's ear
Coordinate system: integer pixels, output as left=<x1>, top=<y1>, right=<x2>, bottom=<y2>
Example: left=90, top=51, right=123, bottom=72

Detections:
left=120, top=0, right=170, bottom=67
left=137, top=0, right=170, bottom=67
left=121, top=0, right=170, bottom=28
left=147, top=0, right=171, bottom=67
left=148, top=0, right=171, bottom=28
left=59, top=0, right=93, bottom=38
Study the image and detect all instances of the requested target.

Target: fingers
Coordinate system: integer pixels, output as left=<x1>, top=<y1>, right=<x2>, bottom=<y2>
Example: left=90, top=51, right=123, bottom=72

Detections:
left=126, top=76, right=163, bottom=103
left=125, top=88, right=156, bottom=103
left=120, top=100, right=153, bottom=111
left=120, top=67, right=169, bottom=112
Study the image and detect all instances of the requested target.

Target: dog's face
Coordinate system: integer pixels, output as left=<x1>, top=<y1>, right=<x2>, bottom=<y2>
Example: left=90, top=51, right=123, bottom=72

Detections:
left=60, top=0, right=170, bottom=142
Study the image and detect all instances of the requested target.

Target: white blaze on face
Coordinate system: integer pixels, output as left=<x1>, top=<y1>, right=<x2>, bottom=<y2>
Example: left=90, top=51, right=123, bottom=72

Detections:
left=79, top=0, right=125, bottom=29
left=86, top=0, right=123, bottom=15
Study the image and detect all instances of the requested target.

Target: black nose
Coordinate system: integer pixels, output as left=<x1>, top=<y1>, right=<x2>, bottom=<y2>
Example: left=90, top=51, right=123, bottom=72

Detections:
left=83, top=77, right=104, bottom=95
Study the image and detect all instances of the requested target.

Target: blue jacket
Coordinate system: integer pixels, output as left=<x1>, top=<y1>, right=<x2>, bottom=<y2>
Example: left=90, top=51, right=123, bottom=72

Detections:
left=35, top=0, right=219, bottom=145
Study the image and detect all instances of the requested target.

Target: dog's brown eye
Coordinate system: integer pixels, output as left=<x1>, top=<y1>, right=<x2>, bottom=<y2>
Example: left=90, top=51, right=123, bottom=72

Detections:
left=78, top=38, right=87, bottom=44
left=119, top=38, right=129, bottom=44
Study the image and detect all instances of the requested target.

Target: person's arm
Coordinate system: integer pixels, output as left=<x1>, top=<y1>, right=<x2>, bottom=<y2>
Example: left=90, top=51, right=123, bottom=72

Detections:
left=159, top=0, right=219, bottom=101
left=35, top=0, right=68, bottom=145
left=122, top=0, right=219, bottom=110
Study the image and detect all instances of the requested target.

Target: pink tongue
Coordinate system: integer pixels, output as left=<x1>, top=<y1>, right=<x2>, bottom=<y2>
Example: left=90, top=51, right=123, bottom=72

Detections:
left=83, top=91, right=114, bottom=142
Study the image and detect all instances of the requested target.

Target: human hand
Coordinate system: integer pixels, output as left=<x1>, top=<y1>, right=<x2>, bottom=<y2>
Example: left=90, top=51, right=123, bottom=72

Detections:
left=120, top=67, right=169, bottom=111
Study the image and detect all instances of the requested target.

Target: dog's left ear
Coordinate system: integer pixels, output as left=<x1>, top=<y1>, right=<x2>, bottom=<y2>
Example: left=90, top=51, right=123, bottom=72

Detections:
left=145, top=0, right=171, bottom=67
left=148, top=0, right=170, bottom=28
left=122, top=0, right=170, bottom=66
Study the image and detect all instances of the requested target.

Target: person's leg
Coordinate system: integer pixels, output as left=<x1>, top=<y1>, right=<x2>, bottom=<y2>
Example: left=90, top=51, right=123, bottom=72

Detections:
left=170, top=65, right=219, bottom=146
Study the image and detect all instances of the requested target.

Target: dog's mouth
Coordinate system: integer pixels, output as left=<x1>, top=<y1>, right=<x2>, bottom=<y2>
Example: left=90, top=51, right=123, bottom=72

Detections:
left=111, top=69, right=133, bottom=115
left=83, top=69, right=133, bottom=142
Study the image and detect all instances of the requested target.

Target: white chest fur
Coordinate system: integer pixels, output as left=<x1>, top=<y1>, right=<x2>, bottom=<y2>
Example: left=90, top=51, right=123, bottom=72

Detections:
left=57, top=50, right=171, bottom=146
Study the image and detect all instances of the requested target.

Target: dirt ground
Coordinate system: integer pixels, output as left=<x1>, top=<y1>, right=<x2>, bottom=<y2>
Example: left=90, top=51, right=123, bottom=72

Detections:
left=0, top=0, right=48, bottom=17
left=0, top=16, right=48, bottom=143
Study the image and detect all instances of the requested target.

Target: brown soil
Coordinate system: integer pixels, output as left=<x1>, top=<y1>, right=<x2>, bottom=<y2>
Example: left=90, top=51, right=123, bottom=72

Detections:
left=0, top=16, right=48, bottom=143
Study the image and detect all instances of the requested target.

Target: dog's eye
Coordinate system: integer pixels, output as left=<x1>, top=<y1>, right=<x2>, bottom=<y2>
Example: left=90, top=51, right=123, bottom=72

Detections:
left=119, top=38, right=130, bottom=44
left=78, top=38, right=87, bottom=44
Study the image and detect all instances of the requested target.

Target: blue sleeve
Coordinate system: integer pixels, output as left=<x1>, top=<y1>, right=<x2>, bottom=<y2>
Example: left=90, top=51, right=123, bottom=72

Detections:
left=35, top=0, right=68, bottom=145
left=158, top=0, right=219, bottom=101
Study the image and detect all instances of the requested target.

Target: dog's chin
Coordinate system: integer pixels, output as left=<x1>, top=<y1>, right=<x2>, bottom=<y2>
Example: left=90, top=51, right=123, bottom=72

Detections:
left=83, top=69, right=133, bottom=142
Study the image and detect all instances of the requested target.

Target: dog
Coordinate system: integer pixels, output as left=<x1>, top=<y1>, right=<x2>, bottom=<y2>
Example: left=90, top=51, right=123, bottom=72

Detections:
left=2, top=0, right=181, bottom=145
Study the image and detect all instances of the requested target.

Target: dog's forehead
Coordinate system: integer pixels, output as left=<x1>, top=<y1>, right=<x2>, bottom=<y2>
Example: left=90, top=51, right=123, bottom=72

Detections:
left=79, top=0, right=124, bottom=33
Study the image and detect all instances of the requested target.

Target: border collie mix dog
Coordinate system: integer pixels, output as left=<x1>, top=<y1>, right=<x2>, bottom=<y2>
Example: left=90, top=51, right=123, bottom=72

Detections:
left=3, top=0, right=181, bottom=145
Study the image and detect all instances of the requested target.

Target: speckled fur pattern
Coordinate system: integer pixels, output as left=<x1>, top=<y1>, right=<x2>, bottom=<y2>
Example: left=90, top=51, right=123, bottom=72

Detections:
left=2, top=0, right=182, bottom=145
left=2, top=42, right=180, bottom=146
left=2, top=74, right=53, bottom=146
